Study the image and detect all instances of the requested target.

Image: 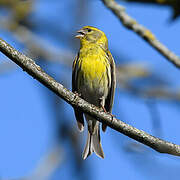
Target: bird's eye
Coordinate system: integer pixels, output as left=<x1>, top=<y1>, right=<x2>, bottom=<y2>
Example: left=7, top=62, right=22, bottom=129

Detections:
left=87, top=29, right=92, bottom=32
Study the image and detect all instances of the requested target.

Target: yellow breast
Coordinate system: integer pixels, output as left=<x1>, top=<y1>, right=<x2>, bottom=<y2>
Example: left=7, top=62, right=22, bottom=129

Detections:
left=77, top=45, right=110, bottom=91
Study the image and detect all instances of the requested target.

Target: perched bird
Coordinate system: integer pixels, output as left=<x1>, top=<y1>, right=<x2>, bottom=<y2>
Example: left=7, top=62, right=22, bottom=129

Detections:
left=72, top=26, right=116, bottom=159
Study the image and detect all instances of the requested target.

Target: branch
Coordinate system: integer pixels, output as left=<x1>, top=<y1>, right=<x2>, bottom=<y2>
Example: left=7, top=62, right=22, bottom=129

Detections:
left=102, top=0, right=180, bottom=68
left=0, top=38, right=180, bottom=157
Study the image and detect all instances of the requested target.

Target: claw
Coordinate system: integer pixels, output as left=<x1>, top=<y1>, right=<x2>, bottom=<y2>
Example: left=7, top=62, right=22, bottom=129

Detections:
left=74, top=91, right=81, bottom=97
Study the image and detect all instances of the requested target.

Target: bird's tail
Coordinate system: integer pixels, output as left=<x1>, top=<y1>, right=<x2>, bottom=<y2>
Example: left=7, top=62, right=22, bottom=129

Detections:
left=82, top=123, right=104, bottom=159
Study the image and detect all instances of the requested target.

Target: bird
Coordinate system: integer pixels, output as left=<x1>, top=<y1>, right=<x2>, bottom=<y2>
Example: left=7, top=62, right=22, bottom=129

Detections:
left=72, top=26, right=116, bottom=159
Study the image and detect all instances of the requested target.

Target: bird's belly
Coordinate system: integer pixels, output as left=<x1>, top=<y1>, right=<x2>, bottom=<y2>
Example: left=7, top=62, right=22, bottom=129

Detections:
left=77, top=58, right=110, bottom=105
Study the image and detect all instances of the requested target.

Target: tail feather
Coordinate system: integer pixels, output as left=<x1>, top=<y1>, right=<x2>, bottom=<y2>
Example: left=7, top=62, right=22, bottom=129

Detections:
left=92, top=129, right=104, bottom=158
left=82, top=131, right=92, bottom=159
left=82, top=127, right=104, bottom=159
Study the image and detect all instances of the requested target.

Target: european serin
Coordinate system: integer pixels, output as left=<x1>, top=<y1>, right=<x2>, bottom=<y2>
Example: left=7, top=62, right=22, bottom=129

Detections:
left=72, top=26, right=116, bottom=159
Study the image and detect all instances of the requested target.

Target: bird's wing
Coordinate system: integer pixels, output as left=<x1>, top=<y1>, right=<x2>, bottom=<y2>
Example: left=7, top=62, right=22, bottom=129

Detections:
left=102, top=50, right=116, bottom=132
left=72, top=54, right=84, bottom=132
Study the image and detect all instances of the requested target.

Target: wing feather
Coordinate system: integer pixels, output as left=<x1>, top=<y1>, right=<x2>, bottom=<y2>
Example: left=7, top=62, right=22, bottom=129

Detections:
left=72, top=54, right=84, bottom=132
left=102, top=50, right=116, bottom=132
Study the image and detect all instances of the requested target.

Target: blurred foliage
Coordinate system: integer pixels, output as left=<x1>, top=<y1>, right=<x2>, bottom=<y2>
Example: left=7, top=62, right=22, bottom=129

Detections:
left=124, top=0, right=180, bottom=20
left=0, top=0, right=33, bottom=29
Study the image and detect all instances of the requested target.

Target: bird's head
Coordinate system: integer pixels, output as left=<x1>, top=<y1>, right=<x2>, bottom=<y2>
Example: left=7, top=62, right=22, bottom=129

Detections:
left=75, top=26, right=108, bottom=49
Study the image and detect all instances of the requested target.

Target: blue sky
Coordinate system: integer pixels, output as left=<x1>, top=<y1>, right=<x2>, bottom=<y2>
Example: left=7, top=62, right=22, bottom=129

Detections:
left=0, top=0, right=180, bottom=180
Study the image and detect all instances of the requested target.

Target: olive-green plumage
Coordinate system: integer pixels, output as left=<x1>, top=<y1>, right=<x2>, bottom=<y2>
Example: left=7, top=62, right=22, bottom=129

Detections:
left=72, top=26, right=116, bottom=159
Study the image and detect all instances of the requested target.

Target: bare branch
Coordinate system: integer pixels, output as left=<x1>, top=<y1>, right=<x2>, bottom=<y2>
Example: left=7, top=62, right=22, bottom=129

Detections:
left=0, top=38, right=180, bottom=157
left=102, top=0, right=180, bottom=68
left=0, top=19, right=74, bottom=66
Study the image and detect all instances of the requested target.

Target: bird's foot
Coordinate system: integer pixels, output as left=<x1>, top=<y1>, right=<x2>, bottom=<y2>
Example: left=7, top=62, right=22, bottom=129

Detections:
left=74, top=91, right=81, bottom=97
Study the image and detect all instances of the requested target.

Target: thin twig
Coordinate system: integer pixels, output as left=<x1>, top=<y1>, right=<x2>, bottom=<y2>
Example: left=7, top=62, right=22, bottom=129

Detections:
left=0, top=38, right=180, bottom=156
left=102, top=0, right=180, bottom=68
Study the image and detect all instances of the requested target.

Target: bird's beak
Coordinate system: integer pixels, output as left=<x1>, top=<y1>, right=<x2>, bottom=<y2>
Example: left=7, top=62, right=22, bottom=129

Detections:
left=75, top=29, right=86, bottom=39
